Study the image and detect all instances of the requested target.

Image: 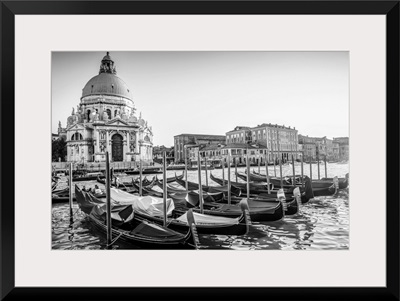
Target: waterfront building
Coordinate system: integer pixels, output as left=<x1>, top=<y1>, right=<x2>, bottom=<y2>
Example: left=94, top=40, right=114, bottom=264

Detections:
left=153, top=145, right=174, bottom=164
left=333, top=137, right=349, bottom=161
left=226, top=123, right=299, bottom=164
left=174, top=134, right=225, bottom=163
left=58, top=52, right=153, bottom=164
left=225, top=126, right=252, bottom=144
left=299, top=135, right=343, bottom=161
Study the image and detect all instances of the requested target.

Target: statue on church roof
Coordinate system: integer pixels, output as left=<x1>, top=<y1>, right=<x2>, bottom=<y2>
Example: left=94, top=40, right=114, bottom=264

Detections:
left=121, top=108, right=128, bottom=121
left=72, top=107, right=75, bottom=115
left=90, top=110, right=98, bottom=122
left=115, top=108, right=121, bottom=119
left=102, top=110, right=109, bottom=121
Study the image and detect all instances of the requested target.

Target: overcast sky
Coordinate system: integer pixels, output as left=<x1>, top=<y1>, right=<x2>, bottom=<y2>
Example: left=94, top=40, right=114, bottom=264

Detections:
left=52, top=51, right=349, bottom=147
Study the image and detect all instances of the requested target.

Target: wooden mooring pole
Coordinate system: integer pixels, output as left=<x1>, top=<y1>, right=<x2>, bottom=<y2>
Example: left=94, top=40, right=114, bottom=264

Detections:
left=162, top=151, right=167, bottom=227
left=301, top=151, right=304, bottom=188
left=69, top=163, right=73, bottom=218
left=139, top=158, right=143, bottom=196
left=105, top=152, right=112, bottom=248
left=221, top=158, right=225, bottom=182
left=235, top=157, right=238, bottom=182
left=184, top=146, right=188, bottom=191
left=264, top=151, right=270, bottom=194
left=204, top=157, right=208, bottom=186
left=246, top=149, right=250, bottom=200
left=292, top=154, right=296, bottom=186
left=227, top=149, right=231, bottom=205
left=197, top=149, right=204, bottom=214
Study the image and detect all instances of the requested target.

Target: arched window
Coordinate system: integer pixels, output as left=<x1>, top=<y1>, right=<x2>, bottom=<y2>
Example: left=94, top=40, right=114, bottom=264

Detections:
left=72, top=133, right=83, bottom=140
left=106, top=109, right=111, bottom=120
left=87, top=110, right=91, bottom=121
left=114, top=110, right=118, bottom=117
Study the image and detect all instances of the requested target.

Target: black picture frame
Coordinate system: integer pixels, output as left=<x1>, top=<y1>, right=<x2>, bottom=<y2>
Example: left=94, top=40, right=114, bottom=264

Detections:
left=1, top=1, right=399, bottom=300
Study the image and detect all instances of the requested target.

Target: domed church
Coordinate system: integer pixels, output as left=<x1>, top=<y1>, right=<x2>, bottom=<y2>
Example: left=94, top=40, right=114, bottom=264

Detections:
left=59, top=52, right=153, bottom=163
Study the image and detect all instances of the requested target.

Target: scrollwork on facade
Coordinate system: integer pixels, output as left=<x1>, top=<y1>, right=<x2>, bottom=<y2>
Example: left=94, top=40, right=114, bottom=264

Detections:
left=100, top=141, right=107, bottom=152
left=129, top=142, right=135, bottom=152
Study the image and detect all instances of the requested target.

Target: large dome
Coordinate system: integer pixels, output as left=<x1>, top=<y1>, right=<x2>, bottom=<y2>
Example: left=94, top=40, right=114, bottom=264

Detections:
left=81, top=73, right=133, bottom=100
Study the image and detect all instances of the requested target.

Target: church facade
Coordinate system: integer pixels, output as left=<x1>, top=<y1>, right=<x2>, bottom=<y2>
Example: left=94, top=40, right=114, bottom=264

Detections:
left=58, top=52, right=153, bottom=164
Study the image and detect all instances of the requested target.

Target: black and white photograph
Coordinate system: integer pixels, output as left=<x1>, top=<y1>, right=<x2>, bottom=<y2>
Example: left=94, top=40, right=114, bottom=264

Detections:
left=51, top=51, right=349, bottom=250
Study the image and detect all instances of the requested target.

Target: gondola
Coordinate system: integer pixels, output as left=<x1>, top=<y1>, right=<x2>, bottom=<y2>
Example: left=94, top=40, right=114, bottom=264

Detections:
left=96, top=175, right=155, bottom=189
left=154, top=180, right=189, bottom=194
left=115, top=181, right=283, bottom=222
left=210, top=173, right=315, bottom=204
left=75, top=185, right=199, bottom=249
left=217, top=187, right=302, bottom=216
left=309, top=185, right=337, bottom=197
left=51, top=177, right=59, bottom=191
left=210, top=172, right=291, bottom=195
left=130, top=180, right=189, bottom=202
left=242, top=170, right=303, bottom=186
left=52, top=186, right=107, bottom=203
left=250, top=170, right=339, bottom=195
left=321, top=173, right=349, bottom=189
left=251, top=170, right=335, bottom=189
left=157, top=179, right=299, bottom=216
left=133, top=180, right=225, bottom=206
left=174, top=176, right=242, bottom=197
left=155, top=172, right=184, bottom=184
left=73, top=172, right=105, bottom=182
left=124, top=167, right=163, bottom=175
left=174, top=199, right=284, bottom=222
left=166, top=164, right=187, bottom=170
left=84, top=186, right=251, bottom=236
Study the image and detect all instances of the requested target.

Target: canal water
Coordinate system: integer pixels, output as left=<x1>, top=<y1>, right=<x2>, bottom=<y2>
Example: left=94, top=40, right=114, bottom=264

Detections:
left=52, top=162, right=349, bottom=250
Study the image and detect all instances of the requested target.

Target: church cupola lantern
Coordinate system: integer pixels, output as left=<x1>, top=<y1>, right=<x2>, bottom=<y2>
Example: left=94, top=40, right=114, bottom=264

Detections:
left=99, top=52, right=117, bottom=74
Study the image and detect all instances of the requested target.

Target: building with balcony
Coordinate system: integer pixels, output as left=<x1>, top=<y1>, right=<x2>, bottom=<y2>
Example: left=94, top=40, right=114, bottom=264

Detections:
left=58, top=52, right=153, bottom=163
left=299, top=135, right=343, bottom=161
left=174, top=134, right=225, bottom=163
left=226, top=123, right=299, bottom=164
left=333, top=137, right=349, bottom=161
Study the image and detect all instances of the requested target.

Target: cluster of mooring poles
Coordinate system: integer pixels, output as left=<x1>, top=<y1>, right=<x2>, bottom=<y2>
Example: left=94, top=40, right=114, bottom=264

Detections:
left=66, top=141, right=331, bottom=249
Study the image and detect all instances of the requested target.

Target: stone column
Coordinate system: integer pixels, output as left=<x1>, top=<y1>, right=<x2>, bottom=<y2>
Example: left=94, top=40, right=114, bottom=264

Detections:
left=126, top=131, right=130, bottom=161
left=106, top=130, right=111, bottom=156
left=135, top=131, right=140, bottom=161
left=123, top=132, right=128, bottom=161
left=96, top=130, right=100, bottom=153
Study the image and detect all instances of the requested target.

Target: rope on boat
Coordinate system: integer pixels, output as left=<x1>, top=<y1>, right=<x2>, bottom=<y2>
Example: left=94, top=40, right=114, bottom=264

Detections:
left=107, top=232, right=123, bottom=247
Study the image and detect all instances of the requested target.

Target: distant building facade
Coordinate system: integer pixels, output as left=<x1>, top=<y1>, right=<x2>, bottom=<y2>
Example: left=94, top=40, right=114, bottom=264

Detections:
left=174, top=134, right=225, bottom=163
left=153, top=145, right=174, bottom=164
left=333, top=137, right=349, bottom=161
left=57, top=52, right=153, bottom=164
left=299, top=135, right=344, bottom=161
left=226, top=123, right=299, bottom=164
